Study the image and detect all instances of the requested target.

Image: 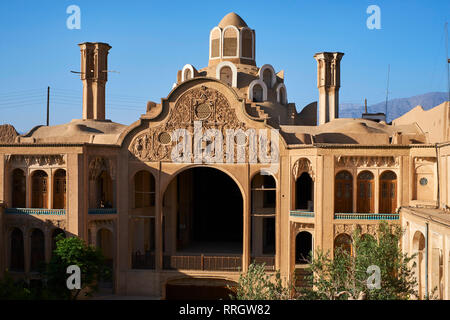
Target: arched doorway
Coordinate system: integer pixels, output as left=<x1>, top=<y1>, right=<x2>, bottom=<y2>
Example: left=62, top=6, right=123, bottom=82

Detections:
left=30, top=228, right=45, bottom=271
left=97, top=228, right=114, bottom=291
left=163, top=167, right=243, bottom=270
left=379, top=171, right=397, bottom=213
left=334, top=233, right=352, bottom=256
left=10, top=228, right=24, bottom=271
left=357, top=171, right=374, bottom=213
left=295, top=231, right=313, bottom=264
left=53, top=169, right=66, bottom=209
left=335, top=171, right=353, bottom=213
left=263, top=69, right=272, bottom=89
left=219, top=66, right=233, bottom=86
left=32, top=170, right=48, bottom=208
left=295, top=172, right=313, bottom=211
left=412, top=231, right=426, bottom=299
left=12, top=168, right=26, bottom=208
left=252, top=84, right=263, bottom=102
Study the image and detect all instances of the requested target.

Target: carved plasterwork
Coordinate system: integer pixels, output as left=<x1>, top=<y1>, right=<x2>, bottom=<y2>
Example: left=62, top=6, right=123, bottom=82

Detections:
left=89, top=156, right=115, bottom=180
left=292, top=158, right=314, bottom=181
left=5, top=154, right=65, bottom=167
left=335, top=156, right=399, bottom=168
left=130, top=86, right=248, bottom=162
left=334, top=223, right=378, bottom=237
left=413, top=157, right=436, bottom=168
left=291, top=222, right=314, bottom=234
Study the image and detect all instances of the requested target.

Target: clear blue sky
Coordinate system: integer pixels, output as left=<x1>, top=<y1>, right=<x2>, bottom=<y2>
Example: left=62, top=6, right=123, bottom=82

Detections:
left=0, top=0, right=449, bottom=132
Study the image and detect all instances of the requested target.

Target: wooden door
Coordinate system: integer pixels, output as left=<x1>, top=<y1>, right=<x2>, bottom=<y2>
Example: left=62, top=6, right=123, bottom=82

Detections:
left=380, top=171, right=397, bottom=213
left=335, top=171, right=353, bottom=213
left=12, top=169, right=26, bottom=208
left=357, top=171, right=374, bottom=213
left=32, top=171, right=48, bottom=208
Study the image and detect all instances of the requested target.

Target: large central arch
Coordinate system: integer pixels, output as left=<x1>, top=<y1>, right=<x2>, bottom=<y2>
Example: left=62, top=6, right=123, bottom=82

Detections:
left=163, top=166, right=244, bottom=258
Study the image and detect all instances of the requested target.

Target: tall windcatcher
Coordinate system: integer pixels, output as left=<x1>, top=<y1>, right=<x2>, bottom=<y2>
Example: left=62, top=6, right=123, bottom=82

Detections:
left=79, top=42, right=111, bottom=120
left=314, top=52, right=344, bottom=125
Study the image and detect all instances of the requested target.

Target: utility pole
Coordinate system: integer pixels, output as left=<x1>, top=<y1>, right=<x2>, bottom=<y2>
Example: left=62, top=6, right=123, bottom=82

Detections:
left=445, top=22, right=449, bottom=103
left=46, top=86, right=50, bottom=126
left=385, top=64, right=390, bottom=119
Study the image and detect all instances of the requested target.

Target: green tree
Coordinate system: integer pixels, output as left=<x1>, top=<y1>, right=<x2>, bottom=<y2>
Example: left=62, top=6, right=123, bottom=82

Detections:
left=230, top=263, right=293, bottom=300
left=299, top=221, right=418, bottom=300
left=44, top=235, right=110, bottom=300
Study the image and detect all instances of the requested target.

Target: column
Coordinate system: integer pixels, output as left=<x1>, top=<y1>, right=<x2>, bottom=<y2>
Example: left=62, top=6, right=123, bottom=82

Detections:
left=154, top=163, right=163, bottom=271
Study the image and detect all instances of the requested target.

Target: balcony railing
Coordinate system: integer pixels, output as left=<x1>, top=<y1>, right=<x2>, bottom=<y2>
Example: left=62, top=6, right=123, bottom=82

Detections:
left=163, top=254, right=242, bottom=271
left=88, top=208, right=117, bottom=214
left=290, top=210, right=315, bottom=218
left=132, top=251, right=155, bottom=269
left=5, top=208, right=66, bottom=215
left=334, top=213, right=399, bottom=220
left=251, top=256, right=275, bottom=271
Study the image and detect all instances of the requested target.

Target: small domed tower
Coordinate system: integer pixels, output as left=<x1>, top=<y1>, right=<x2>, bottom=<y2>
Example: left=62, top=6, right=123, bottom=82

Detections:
left=209, top=12, right=255, bottom=67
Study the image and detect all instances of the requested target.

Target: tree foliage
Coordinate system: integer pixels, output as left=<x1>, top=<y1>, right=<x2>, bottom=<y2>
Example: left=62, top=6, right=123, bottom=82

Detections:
left=44, top=235, right=110, bottom=300
left=230, top=263, right=293, bottom=300
left=299, top=221, right=418, bottom=300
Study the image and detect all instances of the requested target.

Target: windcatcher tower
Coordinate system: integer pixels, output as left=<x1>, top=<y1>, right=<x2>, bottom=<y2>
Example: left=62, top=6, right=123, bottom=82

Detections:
left=79, top=42, right=111, bottom=120
left=314, top=52, right=344, bottom=125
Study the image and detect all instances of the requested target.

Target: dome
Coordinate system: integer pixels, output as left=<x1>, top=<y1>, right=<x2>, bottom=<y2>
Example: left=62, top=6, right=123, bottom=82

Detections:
left=218, top=12, right=248, bottom=28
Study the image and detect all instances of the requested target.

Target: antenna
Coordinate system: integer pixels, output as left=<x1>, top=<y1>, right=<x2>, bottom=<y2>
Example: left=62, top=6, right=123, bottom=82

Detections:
left=385, top=64, right=390, bottom=119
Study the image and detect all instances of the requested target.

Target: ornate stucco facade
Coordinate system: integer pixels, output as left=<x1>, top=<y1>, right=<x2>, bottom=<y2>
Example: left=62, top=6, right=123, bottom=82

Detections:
left=0, top=13, right=449, bottom=299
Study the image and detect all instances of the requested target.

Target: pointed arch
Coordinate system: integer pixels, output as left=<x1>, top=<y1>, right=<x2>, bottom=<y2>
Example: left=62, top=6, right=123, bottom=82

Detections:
left=209, top=27, right=221, bottom=59
left=258, top=64, right=276, bottom=88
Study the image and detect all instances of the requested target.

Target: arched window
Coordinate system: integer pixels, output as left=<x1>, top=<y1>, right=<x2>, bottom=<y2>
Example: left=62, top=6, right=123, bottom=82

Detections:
left=252, top=84, right=263, bottom=102
left=51, top=228, right=66, bottom=252
left=251, top=174, right=276, bottom=256
left=295, top=172, right=313, bottom=211
left=183, top=68, right=192, bottom=81
left=30, top=228, right=45, bottom=271
left=12, top=168, right=26, bottom=208
left=32, top=170, right=48, bottom=209
left=263, top=69, right=273, bottom=89
left=97, top=170, right=113, bottom=208
left=334, top=233, right=352, bottom=256
left=134, top=170, right=155, bottom=208
left=10, top=228, right=24, bottom=271
left=210, top=28, right=221, bottom=58
left=53, top=169, right=66, bottom=209
left=220, top=66, right=233, bottom=86
left=296, top=231, right=313, bottom=264
left=335, top=171, right=353, bottom=213
left=379, top=171, right=397, bottom=214
left=223, top=27, right=238, bottom=57
left=413, top=231, right=426, bottom=299
left=357, top=171, right=374, bottom=213
left=241, top=28, right=253, bottom=58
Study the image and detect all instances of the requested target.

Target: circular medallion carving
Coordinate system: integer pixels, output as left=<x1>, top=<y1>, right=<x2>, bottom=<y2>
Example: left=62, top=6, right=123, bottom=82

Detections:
left=195, top=103, right=212, bottom=120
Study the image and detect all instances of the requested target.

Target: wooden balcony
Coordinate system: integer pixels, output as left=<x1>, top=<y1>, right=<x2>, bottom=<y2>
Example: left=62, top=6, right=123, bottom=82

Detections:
left=251, top=256, right=275, bottom=271
left=163, top=254, right=242, bottom=271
